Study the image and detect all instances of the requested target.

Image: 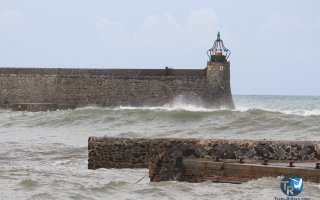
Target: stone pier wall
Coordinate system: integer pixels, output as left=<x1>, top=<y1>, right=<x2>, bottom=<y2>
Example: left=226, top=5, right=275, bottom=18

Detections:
left=0, top=65, right=234, bottom=109
left=88, top=137, right=320, bottom=170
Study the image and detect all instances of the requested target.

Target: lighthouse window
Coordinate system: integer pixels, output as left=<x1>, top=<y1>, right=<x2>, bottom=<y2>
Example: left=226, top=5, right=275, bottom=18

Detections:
left=220, top=66, right=224, bottom=71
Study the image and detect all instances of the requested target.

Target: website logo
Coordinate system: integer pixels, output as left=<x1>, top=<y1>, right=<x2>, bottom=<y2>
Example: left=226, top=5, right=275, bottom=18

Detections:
left=280, top=175, right=304, bottom=196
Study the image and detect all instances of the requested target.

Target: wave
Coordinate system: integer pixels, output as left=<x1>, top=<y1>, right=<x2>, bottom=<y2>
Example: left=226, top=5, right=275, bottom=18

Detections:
left=72, top=94, right=320, bottom=116
left=1, top=94, right=320, bottom=117
left=1, top=95, right=320, bottom=141
left=236, top=106, right=320, bottom=116
left=72, top=105, right=320, bottom=117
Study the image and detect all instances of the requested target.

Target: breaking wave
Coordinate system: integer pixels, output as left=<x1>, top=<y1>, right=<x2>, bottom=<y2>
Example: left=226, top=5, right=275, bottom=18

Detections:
left=67, top=95, right=320, bottom=116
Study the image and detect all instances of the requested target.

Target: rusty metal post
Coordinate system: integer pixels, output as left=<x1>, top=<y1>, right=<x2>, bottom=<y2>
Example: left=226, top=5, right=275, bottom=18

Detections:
left=287, top=161, right=295, bottom=167
left=262, top=159, right=269, bottom=165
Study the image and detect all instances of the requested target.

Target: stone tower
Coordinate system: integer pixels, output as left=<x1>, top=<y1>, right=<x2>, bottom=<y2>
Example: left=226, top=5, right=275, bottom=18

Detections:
left=206, top=32, right=235, bottom=109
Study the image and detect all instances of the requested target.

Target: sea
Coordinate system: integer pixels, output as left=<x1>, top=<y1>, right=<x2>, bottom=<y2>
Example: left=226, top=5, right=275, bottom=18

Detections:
left=0, top=95, right=319, bottom=200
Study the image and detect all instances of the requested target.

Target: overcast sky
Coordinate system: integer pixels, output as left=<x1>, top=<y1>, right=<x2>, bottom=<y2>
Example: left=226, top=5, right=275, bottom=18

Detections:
left=0, top=0, right=319, bottom=95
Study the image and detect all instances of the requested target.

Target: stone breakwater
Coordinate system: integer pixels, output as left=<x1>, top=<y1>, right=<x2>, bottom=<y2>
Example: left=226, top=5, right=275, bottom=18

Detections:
left=0, top=62, right=234, bottom=110
left=88, top=137, right=320, bottom=170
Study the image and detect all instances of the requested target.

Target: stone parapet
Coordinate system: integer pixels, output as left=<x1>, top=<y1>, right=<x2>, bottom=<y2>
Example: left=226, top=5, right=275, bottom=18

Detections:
left=88, top=137, right=320, bottom=170
left=88, top=137, right=320, bottom=183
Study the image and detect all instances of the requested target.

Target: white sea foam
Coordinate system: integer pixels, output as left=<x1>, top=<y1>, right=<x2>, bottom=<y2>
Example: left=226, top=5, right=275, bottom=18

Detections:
left=117, top=105, right=213, bottom=112
left=117, top=95, right=214, bottom=112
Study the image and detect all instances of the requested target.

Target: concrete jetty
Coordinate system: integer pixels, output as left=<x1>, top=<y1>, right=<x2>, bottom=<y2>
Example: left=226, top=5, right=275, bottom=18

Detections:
left=170, top=159, right=320, bottom=183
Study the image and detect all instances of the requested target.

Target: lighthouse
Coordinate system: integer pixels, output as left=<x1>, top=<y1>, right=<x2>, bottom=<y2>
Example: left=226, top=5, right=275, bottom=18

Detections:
left=207, top=31, right=231, bottom=62
left=206, top=32, right=234, bottom=108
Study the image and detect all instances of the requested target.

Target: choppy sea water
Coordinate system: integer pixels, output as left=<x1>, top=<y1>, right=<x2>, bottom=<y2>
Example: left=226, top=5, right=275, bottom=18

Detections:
left=0, top=95, right=320, bottom=199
